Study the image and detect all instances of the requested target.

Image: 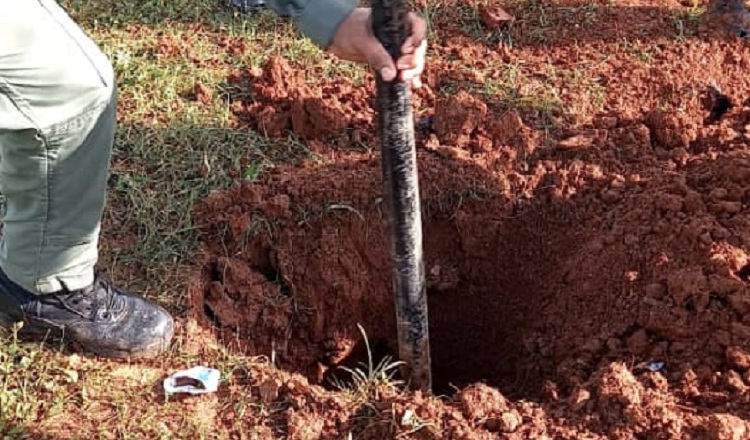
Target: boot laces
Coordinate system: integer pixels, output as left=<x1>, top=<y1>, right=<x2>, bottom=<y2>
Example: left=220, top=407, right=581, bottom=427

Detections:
left=49, top=277, right=125, bottom=321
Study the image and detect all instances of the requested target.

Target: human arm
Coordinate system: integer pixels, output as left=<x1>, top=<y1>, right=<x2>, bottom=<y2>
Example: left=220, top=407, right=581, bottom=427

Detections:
left=264, top=0, right=426, bottom=86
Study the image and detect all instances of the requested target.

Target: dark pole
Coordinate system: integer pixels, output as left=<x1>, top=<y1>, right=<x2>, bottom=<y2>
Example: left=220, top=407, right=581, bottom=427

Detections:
left=371, top=0, right=432, bottom=392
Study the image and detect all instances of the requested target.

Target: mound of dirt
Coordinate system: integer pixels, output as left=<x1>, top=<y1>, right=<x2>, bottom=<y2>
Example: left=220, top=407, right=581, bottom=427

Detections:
left=188, top=3, right=750, bottom=435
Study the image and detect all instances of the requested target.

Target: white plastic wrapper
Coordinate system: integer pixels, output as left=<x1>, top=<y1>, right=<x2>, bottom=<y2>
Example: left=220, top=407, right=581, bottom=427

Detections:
left=163, top=366, right=221, bottom=395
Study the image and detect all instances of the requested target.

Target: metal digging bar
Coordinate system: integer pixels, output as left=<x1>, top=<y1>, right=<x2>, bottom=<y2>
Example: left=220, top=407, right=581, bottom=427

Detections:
left=371, top=0, right=432, bottom=392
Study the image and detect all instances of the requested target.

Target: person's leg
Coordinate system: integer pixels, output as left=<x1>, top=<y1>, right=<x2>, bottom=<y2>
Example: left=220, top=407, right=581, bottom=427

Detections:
left=0, top=0, right=173, bottom=358
left=0, top=0, right=118, bottom=291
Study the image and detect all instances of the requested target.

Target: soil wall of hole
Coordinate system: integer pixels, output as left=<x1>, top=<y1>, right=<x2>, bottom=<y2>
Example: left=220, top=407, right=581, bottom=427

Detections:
left=189, top=141, right=750, bottom=402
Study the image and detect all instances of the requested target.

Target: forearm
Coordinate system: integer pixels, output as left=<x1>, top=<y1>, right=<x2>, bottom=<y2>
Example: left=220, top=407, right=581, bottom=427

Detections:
left=265, top=0, right=357, bottom=49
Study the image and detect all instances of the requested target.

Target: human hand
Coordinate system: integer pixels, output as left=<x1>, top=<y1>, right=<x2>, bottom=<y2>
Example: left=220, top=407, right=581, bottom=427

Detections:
left=327, top=8, right=427, bottom=88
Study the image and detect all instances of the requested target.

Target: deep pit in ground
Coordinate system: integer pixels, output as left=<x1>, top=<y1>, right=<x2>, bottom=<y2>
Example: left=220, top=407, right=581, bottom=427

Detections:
left=188, top=144, right=750, bottom=402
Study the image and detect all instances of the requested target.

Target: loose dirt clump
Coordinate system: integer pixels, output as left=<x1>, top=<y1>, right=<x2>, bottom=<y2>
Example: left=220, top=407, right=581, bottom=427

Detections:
left=645, top=109, right=698, bottom=150
left=433, top=90, right=488, bottom=148
left=229, top=55, right=413, bottom=151
left=188, top=0, right=750, bottom=436
left=477, top=4, right=514, bottom=30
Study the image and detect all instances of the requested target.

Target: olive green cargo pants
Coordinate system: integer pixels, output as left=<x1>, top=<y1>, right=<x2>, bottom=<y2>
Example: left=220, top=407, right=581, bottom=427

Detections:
left=0, top=0, right=116, bottom=294
left=0, top=0, right=354, bottom=297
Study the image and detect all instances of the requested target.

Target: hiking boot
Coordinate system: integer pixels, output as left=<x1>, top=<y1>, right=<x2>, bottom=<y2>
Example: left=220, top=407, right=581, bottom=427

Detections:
left=0, top=269, right=174, bottom=359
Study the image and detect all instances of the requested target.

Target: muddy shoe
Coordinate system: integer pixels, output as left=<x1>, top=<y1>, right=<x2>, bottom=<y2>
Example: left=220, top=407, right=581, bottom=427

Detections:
left=0, top=269, right=174, bottom=359
left=708, top=0, right=750, bottom=38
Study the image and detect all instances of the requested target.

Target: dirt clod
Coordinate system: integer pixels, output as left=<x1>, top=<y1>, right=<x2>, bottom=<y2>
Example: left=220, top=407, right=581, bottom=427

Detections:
left=458, top=383, right=510, bottom=421
left=434, top=90, right=488, bottom=148
left=707, top=413, right=747, bottom=440
left=478, top=5, right=514, bottom=30
left=497, top=410, right=522, bottom=433
left=727, top=346, right=750, bottom=371
left=556, top=133, right=595, bottom=151
left=594, top=363, right=643, bottom=425
left=645, top=109, right=696, bottom=150
left=193, top=82, right=213, bottom=105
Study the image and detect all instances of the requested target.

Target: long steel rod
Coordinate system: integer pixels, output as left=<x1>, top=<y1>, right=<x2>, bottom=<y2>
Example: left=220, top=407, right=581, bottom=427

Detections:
left=371, top=0, right=432, bottom=392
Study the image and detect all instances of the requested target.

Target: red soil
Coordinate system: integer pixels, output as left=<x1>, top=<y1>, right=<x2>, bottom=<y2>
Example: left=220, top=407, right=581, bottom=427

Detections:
left=188, top=0, right=750, bottom=437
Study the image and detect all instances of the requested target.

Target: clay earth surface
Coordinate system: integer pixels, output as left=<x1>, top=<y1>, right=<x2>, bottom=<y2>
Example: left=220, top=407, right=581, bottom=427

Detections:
left=189, top=0, right=750, bottom=437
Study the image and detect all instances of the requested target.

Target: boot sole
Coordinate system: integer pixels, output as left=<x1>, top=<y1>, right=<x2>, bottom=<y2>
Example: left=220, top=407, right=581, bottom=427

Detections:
left=0, top=312, right=175, bottom=359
